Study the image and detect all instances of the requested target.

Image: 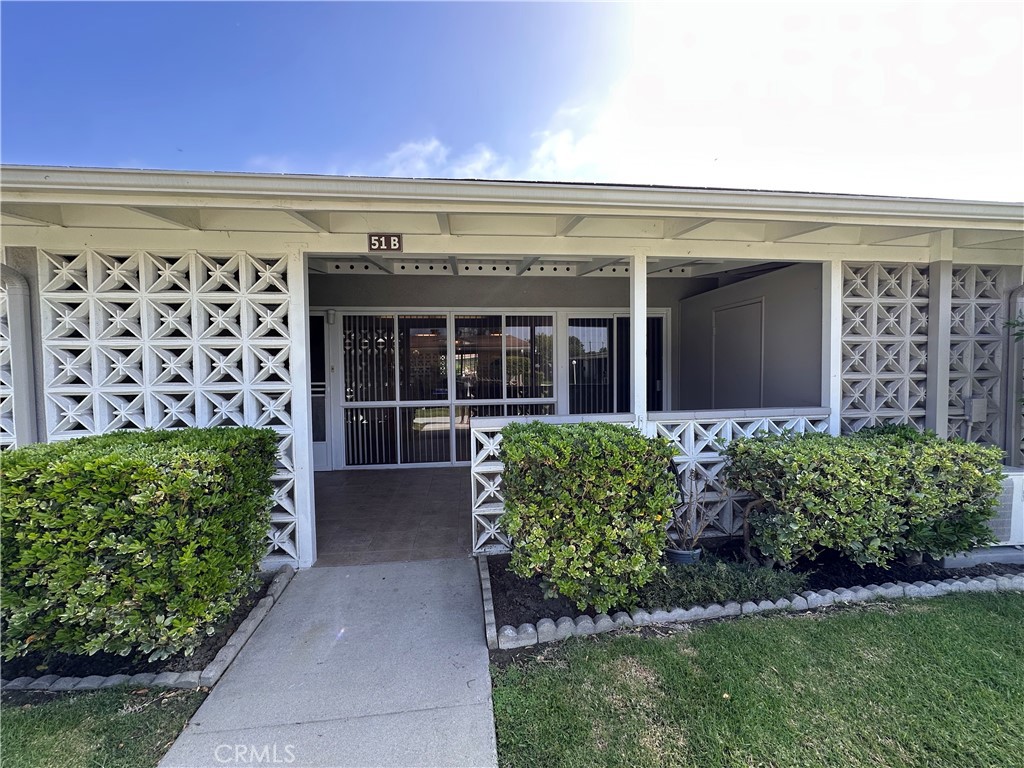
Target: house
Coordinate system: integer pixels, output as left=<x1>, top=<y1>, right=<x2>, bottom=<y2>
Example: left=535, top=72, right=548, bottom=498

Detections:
left=1, top=166, right=1021, bottom=569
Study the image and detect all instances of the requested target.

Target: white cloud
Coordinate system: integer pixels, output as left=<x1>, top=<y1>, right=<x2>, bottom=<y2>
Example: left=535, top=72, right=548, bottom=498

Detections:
left=354, top=2, right=1024, bottom=200
left=519, top=2, right=1024, bottom=201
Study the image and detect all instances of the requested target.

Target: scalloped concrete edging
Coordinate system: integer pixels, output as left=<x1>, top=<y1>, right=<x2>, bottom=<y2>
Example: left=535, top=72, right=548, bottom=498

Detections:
left=477, top=556, right=1024, bottom=651
left=0, top=565, right=296, bottom=694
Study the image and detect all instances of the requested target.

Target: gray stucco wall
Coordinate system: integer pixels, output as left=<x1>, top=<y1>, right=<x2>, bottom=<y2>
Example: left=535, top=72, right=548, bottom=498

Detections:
left=308, top=273, right=714, bottom=310
left=676, top=263, right=823, bottom=409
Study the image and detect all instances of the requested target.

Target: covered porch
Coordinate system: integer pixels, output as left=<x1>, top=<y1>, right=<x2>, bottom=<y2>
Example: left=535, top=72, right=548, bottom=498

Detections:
left=314, top=467, right=470, bottom=567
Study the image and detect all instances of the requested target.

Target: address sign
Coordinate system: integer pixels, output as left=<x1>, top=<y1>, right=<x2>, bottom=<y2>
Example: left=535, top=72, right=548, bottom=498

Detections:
left=368, top=234, right=403, bottom=252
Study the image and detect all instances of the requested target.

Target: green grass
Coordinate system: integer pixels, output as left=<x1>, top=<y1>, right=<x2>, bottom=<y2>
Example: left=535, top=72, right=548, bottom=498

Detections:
left=492, top=593, right=1024, bottom=768
left=0, top=687, right=205, bottom=768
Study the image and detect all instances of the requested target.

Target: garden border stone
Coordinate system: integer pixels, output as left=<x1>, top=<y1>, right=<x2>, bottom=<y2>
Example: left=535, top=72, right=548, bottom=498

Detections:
left=0, top=565, right=295, bottom=694
left=483, top=564, right=1024, bottom=650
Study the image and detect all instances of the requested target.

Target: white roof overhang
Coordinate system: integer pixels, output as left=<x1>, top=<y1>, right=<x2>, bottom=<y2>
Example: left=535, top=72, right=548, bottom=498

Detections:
left=2, top=166, right=1021, bottom=277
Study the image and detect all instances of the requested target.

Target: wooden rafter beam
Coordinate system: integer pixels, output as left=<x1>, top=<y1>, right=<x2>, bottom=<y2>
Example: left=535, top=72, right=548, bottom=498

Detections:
left=764, top=222, right=834, bottom=242
left=555, top=215, right=585, bottom=236
left=859, top=226, right=942, bottom=245
left=517, top=256, right=541, bottom=275
left=954, top=230, right=1024, bottom=248
left=282, top=210, right=329, bottom=233
left=448, top=254, right=459, bottom=275
left=436, top=213, right=451, bottom=235
left=1, top=203, right=64, bottom=227
left=663, top=218, right=714, bottom=239
left=125, top=206, right=202, bottom=230
left=647, top=259, right=697, bottom=275
left=577, top=257, right=624, bottom=276
left=363, top=254, right=394, bottom=274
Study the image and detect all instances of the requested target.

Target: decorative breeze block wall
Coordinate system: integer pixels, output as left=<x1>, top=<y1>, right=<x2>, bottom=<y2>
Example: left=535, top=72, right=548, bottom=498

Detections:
left=947, top=265, right=1010, bottom=446
left=840, top=263, right=929, bottom=432
left=38, top=249, right=300, bottom=562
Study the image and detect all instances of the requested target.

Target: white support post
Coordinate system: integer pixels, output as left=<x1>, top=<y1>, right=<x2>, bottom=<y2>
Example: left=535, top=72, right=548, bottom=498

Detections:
left=926, top=231, right=954, bottom=438
left=288, top=247, right=318, bottom=568
left=822, top=257, right=843, bottom=435
left=0, top=263, right=38, bottom=446
left=630, top=251, right=648, bottom=432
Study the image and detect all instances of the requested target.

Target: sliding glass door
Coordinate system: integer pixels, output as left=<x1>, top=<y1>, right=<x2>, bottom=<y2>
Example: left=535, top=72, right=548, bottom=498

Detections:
left=338, top=313, right=555, bottom=467
left=569, top=315, right=664, bottom=415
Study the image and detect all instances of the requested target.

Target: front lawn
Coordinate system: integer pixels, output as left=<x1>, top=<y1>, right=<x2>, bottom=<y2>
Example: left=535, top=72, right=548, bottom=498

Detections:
left=492, top=593, right=1024, bottom=768
left=0, top=687, right=205, bottom=768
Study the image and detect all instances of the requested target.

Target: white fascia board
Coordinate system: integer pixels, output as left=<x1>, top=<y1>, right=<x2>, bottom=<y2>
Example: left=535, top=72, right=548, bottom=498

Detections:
left=2, top=165, right=1023, bottom=226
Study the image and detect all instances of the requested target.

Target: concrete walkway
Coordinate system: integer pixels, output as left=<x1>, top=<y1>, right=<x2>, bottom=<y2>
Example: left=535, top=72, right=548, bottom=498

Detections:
left=161, top=558, right=497, bottom=768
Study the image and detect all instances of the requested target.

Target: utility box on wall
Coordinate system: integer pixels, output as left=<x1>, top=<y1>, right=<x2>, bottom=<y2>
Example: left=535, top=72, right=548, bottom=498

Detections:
left=990, top=469, right=1024, bottom=546
left=942, top=467, right=1024, bottom=567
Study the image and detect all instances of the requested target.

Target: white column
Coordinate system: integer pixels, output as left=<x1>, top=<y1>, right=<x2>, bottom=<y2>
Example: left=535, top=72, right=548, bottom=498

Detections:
left=630, top=252, right=648, bottom=431
left=0, top=263, right=38, bottom=446
left=288, top=247, right=318, bottom=568
left=926, top=231, right=954, bottom=437
left=822, top=258, right=843, bottom=435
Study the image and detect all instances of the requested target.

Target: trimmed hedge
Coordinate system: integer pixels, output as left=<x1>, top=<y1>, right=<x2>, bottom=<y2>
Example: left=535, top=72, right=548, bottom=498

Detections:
left=723, top=428, right=1004, bottom=568
left=498, top=421, right=676, bottom=613
left=1, top=427, right=277, bottom=661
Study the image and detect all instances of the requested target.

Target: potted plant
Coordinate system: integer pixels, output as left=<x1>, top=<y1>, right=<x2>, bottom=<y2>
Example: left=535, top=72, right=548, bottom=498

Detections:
left=665, top=465, right=713, bottom=564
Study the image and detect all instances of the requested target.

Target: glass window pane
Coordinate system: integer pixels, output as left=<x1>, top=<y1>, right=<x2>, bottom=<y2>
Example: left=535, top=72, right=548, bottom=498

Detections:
left=400, top=406, right=451, bottom=463
left=342, top=315, right=395, bottom=403
left=505, top=402, right=555, bottom=417
left=398, top=316, right=448, bottom=401
left=455, top=316, right=503, bottom=400
left=455, top=404, right=504, bottom=462
left=505, top=315, right=554, bottom=399
left=569, top=318, right=614, bottom=414
left=344, top=407, right=397, bottom=465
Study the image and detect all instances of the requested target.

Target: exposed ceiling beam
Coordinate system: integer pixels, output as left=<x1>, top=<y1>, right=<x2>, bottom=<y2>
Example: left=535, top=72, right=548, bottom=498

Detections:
left=577, top=257, right=624, bottom=276
left=517, top=256, right=541, bottom=275
left=448, top=254, right=459, bottom=275
left=436, top=213, right=451, bottom=235
left=1, top=203, right=64, bottom=227
left=764, top=222, right=834, bottom=242
left=859, top=226, right=943, bottom=245
left=647, top=259, right=697, bottom=275
left=282, top=210, right=329, bottom=233
left=362, top=254, right=394, bottom=274
left=555, top=215, right=585, bottom=236
left=664, top=218, right=715, bottom=239
left=125, top=206, right=202, bottom=230
left=954, top=230, right=1024, bottom=248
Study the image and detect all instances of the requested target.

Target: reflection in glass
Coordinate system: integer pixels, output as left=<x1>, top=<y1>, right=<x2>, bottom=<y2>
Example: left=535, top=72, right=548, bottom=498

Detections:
left=398, top=316, right=448, bottom=401
left=505, top=315, right=554, bottom=399
left=455, top=316, right=503, bottom=400
left=400, top=406, right=451, bottom=463
left=455, top=404, right=504, bottom=462
left=342, top=315, right=395, bottom=402
left=344, top=407, right=397, bottom=465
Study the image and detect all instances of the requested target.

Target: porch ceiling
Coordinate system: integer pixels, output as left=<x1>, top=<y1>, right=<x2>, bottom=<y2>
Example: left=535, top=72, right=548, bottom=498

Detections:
left=2, top=166, right=1021, bottom=270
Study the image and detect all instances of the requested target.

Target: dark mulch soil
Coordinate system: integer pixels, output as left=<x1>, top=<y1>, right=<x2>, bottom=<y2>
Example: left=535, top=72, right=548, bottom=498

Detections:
left=798, top=554, right=1024, bottom=591
left=2, top=575, right=271, bottom=680
left=489, top=554, right=595, bottom=629
left=488, top=551, right=1024, bottom=629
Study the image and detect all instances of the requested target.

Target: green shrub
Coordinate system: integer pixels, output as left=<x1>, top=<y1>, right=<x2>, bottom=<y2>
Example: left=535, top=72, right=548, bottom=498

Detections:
left=723, top=429, right=1003, bottom=568
left=639, top=556, right=807, bottom=610
left=1, top=427, right=277, bottom=661
left=498, top=421, right=676, bottom=613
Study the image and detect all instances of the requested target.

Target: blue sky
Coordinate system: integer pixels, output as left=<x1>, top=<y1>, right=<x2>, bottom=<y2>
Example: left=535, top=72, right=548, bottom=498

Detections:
left=3, top=2, right=1023, bottom=201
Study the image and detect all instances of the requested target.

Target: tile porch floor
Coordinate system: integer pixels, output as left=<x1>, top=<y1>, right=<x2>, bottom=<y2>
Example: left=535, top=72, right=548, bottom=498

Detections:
left=314, top=467, right=473, bottom=567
